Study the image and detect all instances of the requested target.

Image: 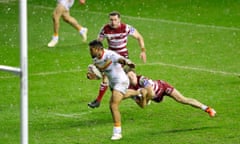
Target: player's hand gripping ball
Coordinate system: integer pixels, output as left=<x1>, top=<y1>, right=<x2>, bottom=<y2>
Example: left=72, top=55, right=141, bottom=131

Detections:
left=87, top=64, right=102, bottom=80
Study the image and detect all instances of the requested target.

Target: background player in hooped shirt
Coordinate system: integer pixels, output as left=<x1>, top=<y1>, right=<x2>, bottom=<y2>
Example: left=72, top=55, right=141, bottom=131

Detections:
left=126, top=69, right=217, bottom=117
left=88, top=40, right=139, bottom=140
left=47, top=0, right=88, bottom=47
left=88, top=11, right=147, bottom=108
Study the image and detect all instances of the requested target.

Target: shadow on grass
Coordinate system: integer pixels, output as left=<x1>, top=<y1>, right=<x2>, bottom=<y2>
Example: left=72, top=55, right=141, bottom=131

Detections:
left=161, top=126, right=220, bottom=134
left=31, top=110, right=112, bottom=131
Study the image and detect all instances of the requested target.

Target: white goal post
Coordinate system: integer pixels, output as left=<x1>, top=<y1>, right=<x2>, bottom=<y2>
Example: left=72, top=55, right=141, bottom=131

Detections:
left=0, top=1, right=28, bottom=144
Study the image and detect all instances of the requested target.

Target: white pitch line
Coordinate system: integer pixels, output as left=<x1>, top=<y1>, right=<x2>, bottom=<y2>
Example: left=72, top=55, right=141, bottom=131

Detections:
left=0, top=62, right=239, bottom=79
left=4, top=3, right=240, bottom=31
left=31, top=5, right=240, bottom=31
left=53, top=111, right=92, bottom=118
left=138, top=62, right=240, bottom=76
left=0, top=0, right=16, bottom=3
left=124, top=15, right=240, bottom=31
left=0, top=69, right=82, bottom=79
left=32, top=69, right=82, bottom=76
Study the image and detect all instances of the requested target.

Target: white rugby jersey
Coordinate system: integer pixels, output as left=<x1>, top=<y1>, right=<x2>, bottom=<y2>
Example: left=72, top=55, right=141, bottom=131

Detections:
left=58, top=0, right=75, bottom=10
left=92, top=49, right=129, bottom=87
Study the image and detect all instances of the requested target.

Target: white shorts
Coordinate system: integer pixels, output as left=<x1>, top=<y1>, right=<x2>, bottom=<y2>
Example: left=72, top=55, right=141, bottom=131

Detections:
left=58, top=0, right=74, bottom=10
left=110, top=80, right=129, bottom=94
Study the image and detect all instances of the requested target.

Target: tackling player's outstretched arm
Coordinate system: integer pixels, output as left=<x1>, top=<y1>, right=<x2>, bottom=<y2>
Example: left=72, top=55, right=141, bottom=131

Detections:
left=118, top=58, right=135, bottom=68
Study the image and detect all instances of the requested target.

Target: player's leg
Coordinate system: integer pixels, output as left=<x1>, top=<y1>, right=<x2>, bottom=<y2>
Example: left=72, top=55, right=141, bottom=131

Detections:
left=123, top=88, right=150, bottom=108
left=62, top=11, right=88, bottom=42
left=123, top=89, right=141, bottom=99
left=110, top=79, right=129, bottom=140
left=48, top=4, right=64, bottom=47
left=88, top=75, right=108, bottom=108
left=123, top=89, right=143, bottom=107
left=139, top=88, right=150, bottom=107
left=169, top=89, right=216, bottom=117
left=110, top=90, right=124, bottom=140
left=133, top=88, right=149, bottom=108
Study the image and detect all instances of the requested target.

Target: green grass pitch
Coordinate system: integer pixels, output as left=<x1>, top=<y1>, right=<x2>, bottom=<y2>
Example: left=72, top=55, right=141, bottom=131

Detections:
left=0, top=0, right=240, bottom=143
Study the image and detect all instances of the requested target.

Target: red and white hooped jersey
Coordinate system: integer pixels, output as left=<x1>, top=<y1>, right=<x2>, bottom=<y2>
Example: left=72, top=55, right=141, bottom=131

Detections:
left=98, top=23, right=136, bottom=58
left=129, top=75, right=174, bottom=102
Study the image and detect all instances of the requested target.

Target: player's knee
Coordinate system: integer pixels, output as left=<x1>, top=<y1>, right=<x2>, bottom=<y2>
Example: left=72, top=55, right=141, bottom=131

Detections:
left=52, top=11, right=59, bottom=18
left=63, top=17, right=70, bottom=23
left=110, top=102, right=119, bottom=111
left=52, top=16, right=59, bottom=23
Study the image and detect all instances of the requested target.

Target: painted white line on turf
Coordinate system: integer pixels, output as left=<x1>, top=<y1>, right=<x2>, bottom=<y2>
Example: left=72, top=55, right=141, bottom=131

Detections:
left=0, top=0, right=16, bottom=3
left=137, top=62, right=240, bottom=76
left=1, top=62, right=239, bottom=79
left=32, top=69, right=82, bottom=76
left=123, top=15, right=240, bottom=31
left=0, top=69, right=82, bottom=79
left=31, top=5, right=240, bottom=31
left=53, top=111, right=92, bottom=118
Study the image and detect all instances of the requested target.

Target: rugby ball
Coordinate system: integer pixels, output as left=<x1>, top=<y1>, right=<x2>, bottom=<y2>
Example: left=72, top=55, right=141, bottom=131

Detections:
left=87, top=64, right=102, bottom=80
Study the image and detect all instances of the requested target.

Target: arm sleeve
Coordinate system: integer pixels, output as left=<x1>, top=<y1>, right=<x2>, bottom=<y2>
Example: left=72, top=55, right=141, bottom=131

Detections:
left=139, top=76, right=151, bottom=87
left=126, top=24, right=136, bottom=35
left=98, top=26, right=105, bottom=39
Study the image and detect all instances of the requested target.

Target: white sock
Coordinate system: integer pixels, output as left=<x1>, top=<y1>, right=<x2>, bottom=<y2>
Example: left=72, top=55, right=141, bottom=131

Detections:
left=113, top=126, right=121, bottom=134
left=52, top=35, right=59, bottom=41
left=201, top=105, right=208, bottom=111
left=79, top=27, right=86, bottom=35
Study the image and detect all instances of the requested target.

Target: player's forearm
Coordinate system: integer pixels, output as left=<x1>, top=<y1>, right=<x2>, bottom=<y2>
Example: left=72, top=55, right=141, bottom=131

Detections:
left=133, top=30, right=146, bottom=52
left=146, top=86, right=154, bottom=98
left=124, top=89, right=140, bottom=99
left=138, top=37, right=146, bottom=52
left=118, top=58, right=135, bottom=68
left=95, top=60, right=112, bottom=71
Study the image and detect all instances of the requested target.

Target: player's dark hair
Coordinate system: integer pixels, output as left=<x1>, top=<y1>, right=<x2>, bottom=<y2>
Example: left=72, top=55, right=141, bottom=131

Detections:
left=88, top=40, right=103, bottom=49
left=109, top=11, right=121, bottom=18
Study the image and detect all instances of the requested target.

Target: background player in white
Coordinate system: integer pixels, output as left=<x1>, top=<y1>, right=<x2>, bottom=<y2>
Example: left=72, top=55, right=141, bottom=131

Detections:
left=88, top=11, right=146, bottom=108
left=126, top=70, right=216, bottom=117
left=47, top=0, right=88, bottom=47
left=88, top=40, right=135, bottom=140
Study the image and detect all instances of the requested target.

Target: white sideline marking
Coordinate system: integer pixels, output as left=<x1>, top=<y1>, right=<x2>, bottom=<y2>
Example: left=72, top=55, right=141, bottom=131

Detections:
left=32, top=69, right=82, bottom=76
left=0, top=63, right=239, bottom=79
left=124, top=15, right=240, bottom=31
left=53, top=111, right=92, bottom=118
left=138, top=62, right=240, bottom=76
left=32, top=5, right=240, bottom=31
left=0, top=69, right=82, bottom=79
left=0, top=0, right=16, bottom=3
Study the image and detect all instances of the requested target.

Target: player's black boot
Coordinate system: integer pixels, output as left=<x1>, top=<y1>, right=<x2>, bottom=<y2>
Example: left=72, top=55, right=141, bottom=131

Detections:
left=88, top=99, right=100, bottom=108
